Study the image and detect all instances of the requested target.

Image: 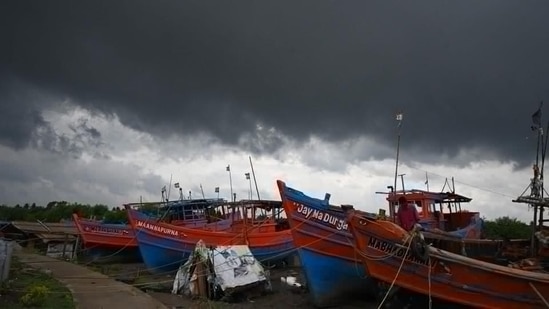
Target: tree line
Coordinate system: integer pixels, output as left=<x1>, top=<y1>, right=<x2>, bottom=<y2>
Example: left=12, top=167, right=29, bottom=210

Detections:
left=0, top=202, right=535, bottom=240
left=0, top=201, right=129, bottom=223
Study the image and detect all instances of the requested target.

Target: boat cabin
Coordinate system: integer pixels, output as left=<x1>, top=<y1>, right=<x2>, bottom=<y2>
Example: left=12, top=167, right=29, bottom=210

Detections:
left=387, top=189, right=479, bottom=232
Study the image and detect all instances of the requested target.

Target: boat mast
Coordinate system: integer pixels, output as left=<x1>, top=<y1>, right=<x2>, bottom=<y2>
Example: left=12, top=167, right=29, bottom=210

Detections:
left=391, top=112, right=404, bottom=219
left=513, top=102, right=546, bottom=257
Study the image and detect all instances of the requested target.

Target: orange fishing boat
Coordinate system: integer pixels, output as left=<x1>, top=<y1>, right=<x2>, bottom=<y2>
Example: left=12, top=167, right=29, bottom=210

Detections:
left=343, top=109, right=549, bottom=308
left=125, top=199, right=295, bottom=274
left=276, top=178, right=499, bottom=307
left=72, top=213, right=141, bottom=262
left=345, top=206, right=549, bottom=308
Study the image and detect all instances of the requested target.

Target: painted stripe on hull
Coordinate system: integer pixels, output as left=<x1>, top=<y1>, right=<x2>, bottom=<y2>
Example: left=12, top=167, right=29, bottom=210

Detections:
left=135, top=227, right=295, bottom=274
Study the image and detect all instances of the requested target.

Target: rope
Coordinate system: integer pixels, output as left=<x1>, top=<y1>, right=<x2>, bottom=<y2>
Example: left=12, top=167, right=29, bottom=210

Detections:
left=376, top=232, right=414, bottom=309
left=530, top=282, right=549, bottom=308
left=428, top=256, right=432, bottom=309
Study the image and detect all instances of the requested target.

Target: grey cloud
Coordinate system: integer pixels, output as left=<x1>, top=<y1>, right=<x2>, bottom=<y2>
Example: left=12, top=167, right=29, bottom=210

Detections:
left=0, top=145, right=165, bottom=206
left=1, top=1, right=549, bottom=168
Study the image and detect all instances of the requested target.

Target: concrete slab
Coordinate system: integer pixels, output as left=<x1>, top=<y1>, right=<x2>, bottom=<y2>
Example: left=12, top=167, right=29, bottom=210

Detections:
left=16, top=252, right=168, bottom=309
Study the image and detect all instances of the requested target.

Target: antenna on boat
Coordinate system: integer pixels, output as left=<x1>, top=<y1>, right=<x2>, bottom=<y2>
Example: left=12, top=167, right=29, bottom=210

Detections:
left=398, top=173, right=406, bottom=191
left=425, top=172, right=430, bottom=191
left=393, top=112, right=404, bottom=192
left=391, top=112, right=404, bottom=219
left=167, top=174, right=173, bottom=201
left=200, top=184, right=205, bottom=199
left=226, top=165, right=234, bottom=202
left=512, top=101, right=547, bottom=257
left=249, top=156, right=261, bottom=200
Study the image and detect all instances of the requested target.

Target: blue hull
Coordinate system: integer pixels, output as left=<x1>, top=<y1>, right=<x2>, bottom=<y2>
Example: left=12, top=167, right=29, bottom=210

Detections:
left=299, top=247, right=371, bottom=307
left=136, top=230, right=295, bottom=274
left=277, top=180, right=376, bottom=307
left=130, top=209, right=295, bottom=274
left=136, top=235, right=193, bottom=274
left=81, top=246, right=142, bottom=264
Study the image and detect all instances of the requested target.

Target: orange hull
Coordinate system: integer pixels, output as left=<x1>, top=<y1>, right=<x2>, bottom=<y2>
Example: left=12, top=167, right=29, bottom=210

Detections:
left=346, top=210, right=549, bottom=308
left=72, top=213, right=137, bottom=248
left=125, top=203, right=295, bottom=273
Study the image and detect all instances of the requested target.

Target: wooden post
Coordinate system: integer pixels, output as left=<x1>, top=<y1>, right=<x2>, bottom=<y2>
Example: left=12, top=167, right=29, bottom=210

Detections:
left=195, top=261, right=208, bottom=298
left=62, top=233, right=68, bottom=259
left=72, top=235, right=80, bottom=262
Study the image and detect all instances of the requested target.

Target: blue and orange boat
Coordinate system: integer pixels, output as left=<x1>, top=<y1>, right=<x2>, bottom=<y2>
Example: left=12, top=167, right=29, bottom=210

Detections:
left=72, top=198, right=227, bottom=262
left=277, top=180, right=485, bottom=307
left=125, top=199, right=294, bottom=274
left=277, top=180, right=375, bottom=307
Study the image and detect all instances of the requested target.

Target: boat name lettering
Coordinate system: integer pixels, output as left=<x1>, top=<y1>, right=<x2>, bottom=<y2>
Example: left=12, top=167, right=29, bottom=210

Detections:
left=367, top=237, right=429, bottom=266
left=85, top=225, right=128, bottom=235
left=136, top=220, right=179, bottom=236
left=296, top=203, right=348, bottom=231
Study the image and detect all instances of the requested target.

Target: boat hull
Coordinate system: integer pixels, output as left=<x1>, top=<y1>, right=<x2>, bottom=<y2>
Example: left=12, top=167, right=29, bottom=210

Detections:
left=126, top=206, right=295, bottom=274
left=72, top=214, right=142, bottom=262
left=277, top=180, right=374, bottom=307
left=346, top=210, right=549, bottom=309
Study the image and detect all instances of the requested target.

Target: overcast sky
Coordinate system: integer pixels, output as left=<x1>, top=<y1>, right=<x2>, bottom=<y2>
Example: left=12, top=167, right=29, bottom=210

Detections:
left=2, top=1, right=549, bottom=222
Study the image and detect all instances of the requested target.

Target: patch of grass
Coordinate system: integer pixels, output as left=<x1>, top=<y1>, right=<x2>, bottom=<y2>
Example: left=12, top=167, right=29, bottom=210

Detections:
left=0, top=257, right=75, bottom=308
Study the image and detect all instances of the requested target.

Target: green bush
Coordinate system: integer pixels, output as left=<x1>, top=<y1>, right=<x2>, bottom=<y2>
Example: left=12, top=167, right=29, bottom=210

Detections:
left=483, top=216, right=532, bottom=240
left=20, top=284, right=49, bottom=307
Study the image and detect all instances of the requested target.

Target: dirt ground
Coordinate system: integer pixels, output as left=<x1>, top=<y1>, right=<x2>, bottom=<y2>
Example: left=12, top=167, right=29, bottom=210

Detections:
left=145, top=266, right=378, bottom=309
left=91, top=262, right=468, bottom=309
left=92, top=262, right=377, bottom=308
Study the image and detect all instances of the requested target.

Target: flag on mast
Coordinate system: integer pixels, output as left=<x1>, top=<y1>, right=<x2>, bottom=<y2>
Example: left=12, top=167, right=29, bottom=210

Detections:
left=396, top=112, right=403, bottom=128
left=174, top=183, right=180, bottom=189
left=245, top=172, right=250, bottom=179
left=226, top=165, right=230, bottom=172
left=214, top=187, right=219, bottom=193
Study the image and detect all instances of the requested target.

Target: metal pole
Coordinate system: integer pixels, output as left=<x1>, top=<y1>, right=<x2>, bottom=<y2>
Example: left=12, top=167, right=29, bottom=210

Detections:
left=249, top=156, right=261, bottom=200
left=392, top=113, right=403, bottom=220
left=398, top=174, right=406, bottom=192
left=227, top=165, right=233, bottom=202
left=249, top=178, right=252, bottom=200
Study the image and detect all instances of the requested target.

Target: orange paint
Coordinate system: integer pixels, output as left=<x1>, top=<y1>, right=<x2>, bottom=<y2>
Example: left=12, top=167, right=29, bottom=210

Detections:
left=346, top=209, right=549, bottom=308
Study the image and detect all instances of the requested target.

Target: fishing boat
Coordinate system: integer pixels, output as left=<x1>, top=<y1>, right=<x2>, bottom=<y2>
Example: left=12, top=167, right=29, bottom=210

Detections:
left=276, top=179, right=492, bottom=307
left=277, top=180, right=376, bottom=307
left=73, top=197, right=227, bottom=262
left=125, top=199, right=294, bottom=274
left=345, top=204, right=549, bottom=308
left=343, top=107, right=549, bottom=308
left=72, top=213, right=141, bottom=262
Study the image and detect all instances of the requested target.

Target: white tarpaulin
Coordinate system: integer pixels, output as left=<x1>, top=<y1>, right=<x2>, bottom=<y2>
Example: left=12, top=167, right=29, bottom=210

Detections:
left=211, top=245, right=267, bottom=291
left=172, top=240, right=269, bottom=297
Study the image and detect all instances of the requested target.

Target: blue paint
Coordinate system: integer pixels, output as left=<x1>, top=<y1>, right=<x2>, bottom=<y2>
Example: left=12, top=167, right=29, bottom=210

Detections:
left=130, top=209, right=295, bottom=274
left=278, top=181, right=377, bottom=307
left=298, top=247, right=372, bottom=307
left=83, top=246, right=142, bottom=263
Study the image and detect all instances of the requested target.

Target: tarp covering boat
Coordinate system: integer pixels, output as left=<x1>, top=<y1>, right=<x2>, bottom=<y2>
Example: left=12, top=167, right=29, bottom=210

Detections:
left=172, top=240, right=270, bottom=299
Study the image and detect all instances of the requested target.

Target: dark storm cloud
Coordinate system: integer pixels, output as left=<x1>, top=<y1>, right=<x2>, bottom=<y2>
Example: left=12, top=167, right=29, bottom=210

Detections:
left=0, top=79, right=50, bottom=149
left=2, top=1, right=549, bottom=167
left=0, top=145, right=165, bottom=206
